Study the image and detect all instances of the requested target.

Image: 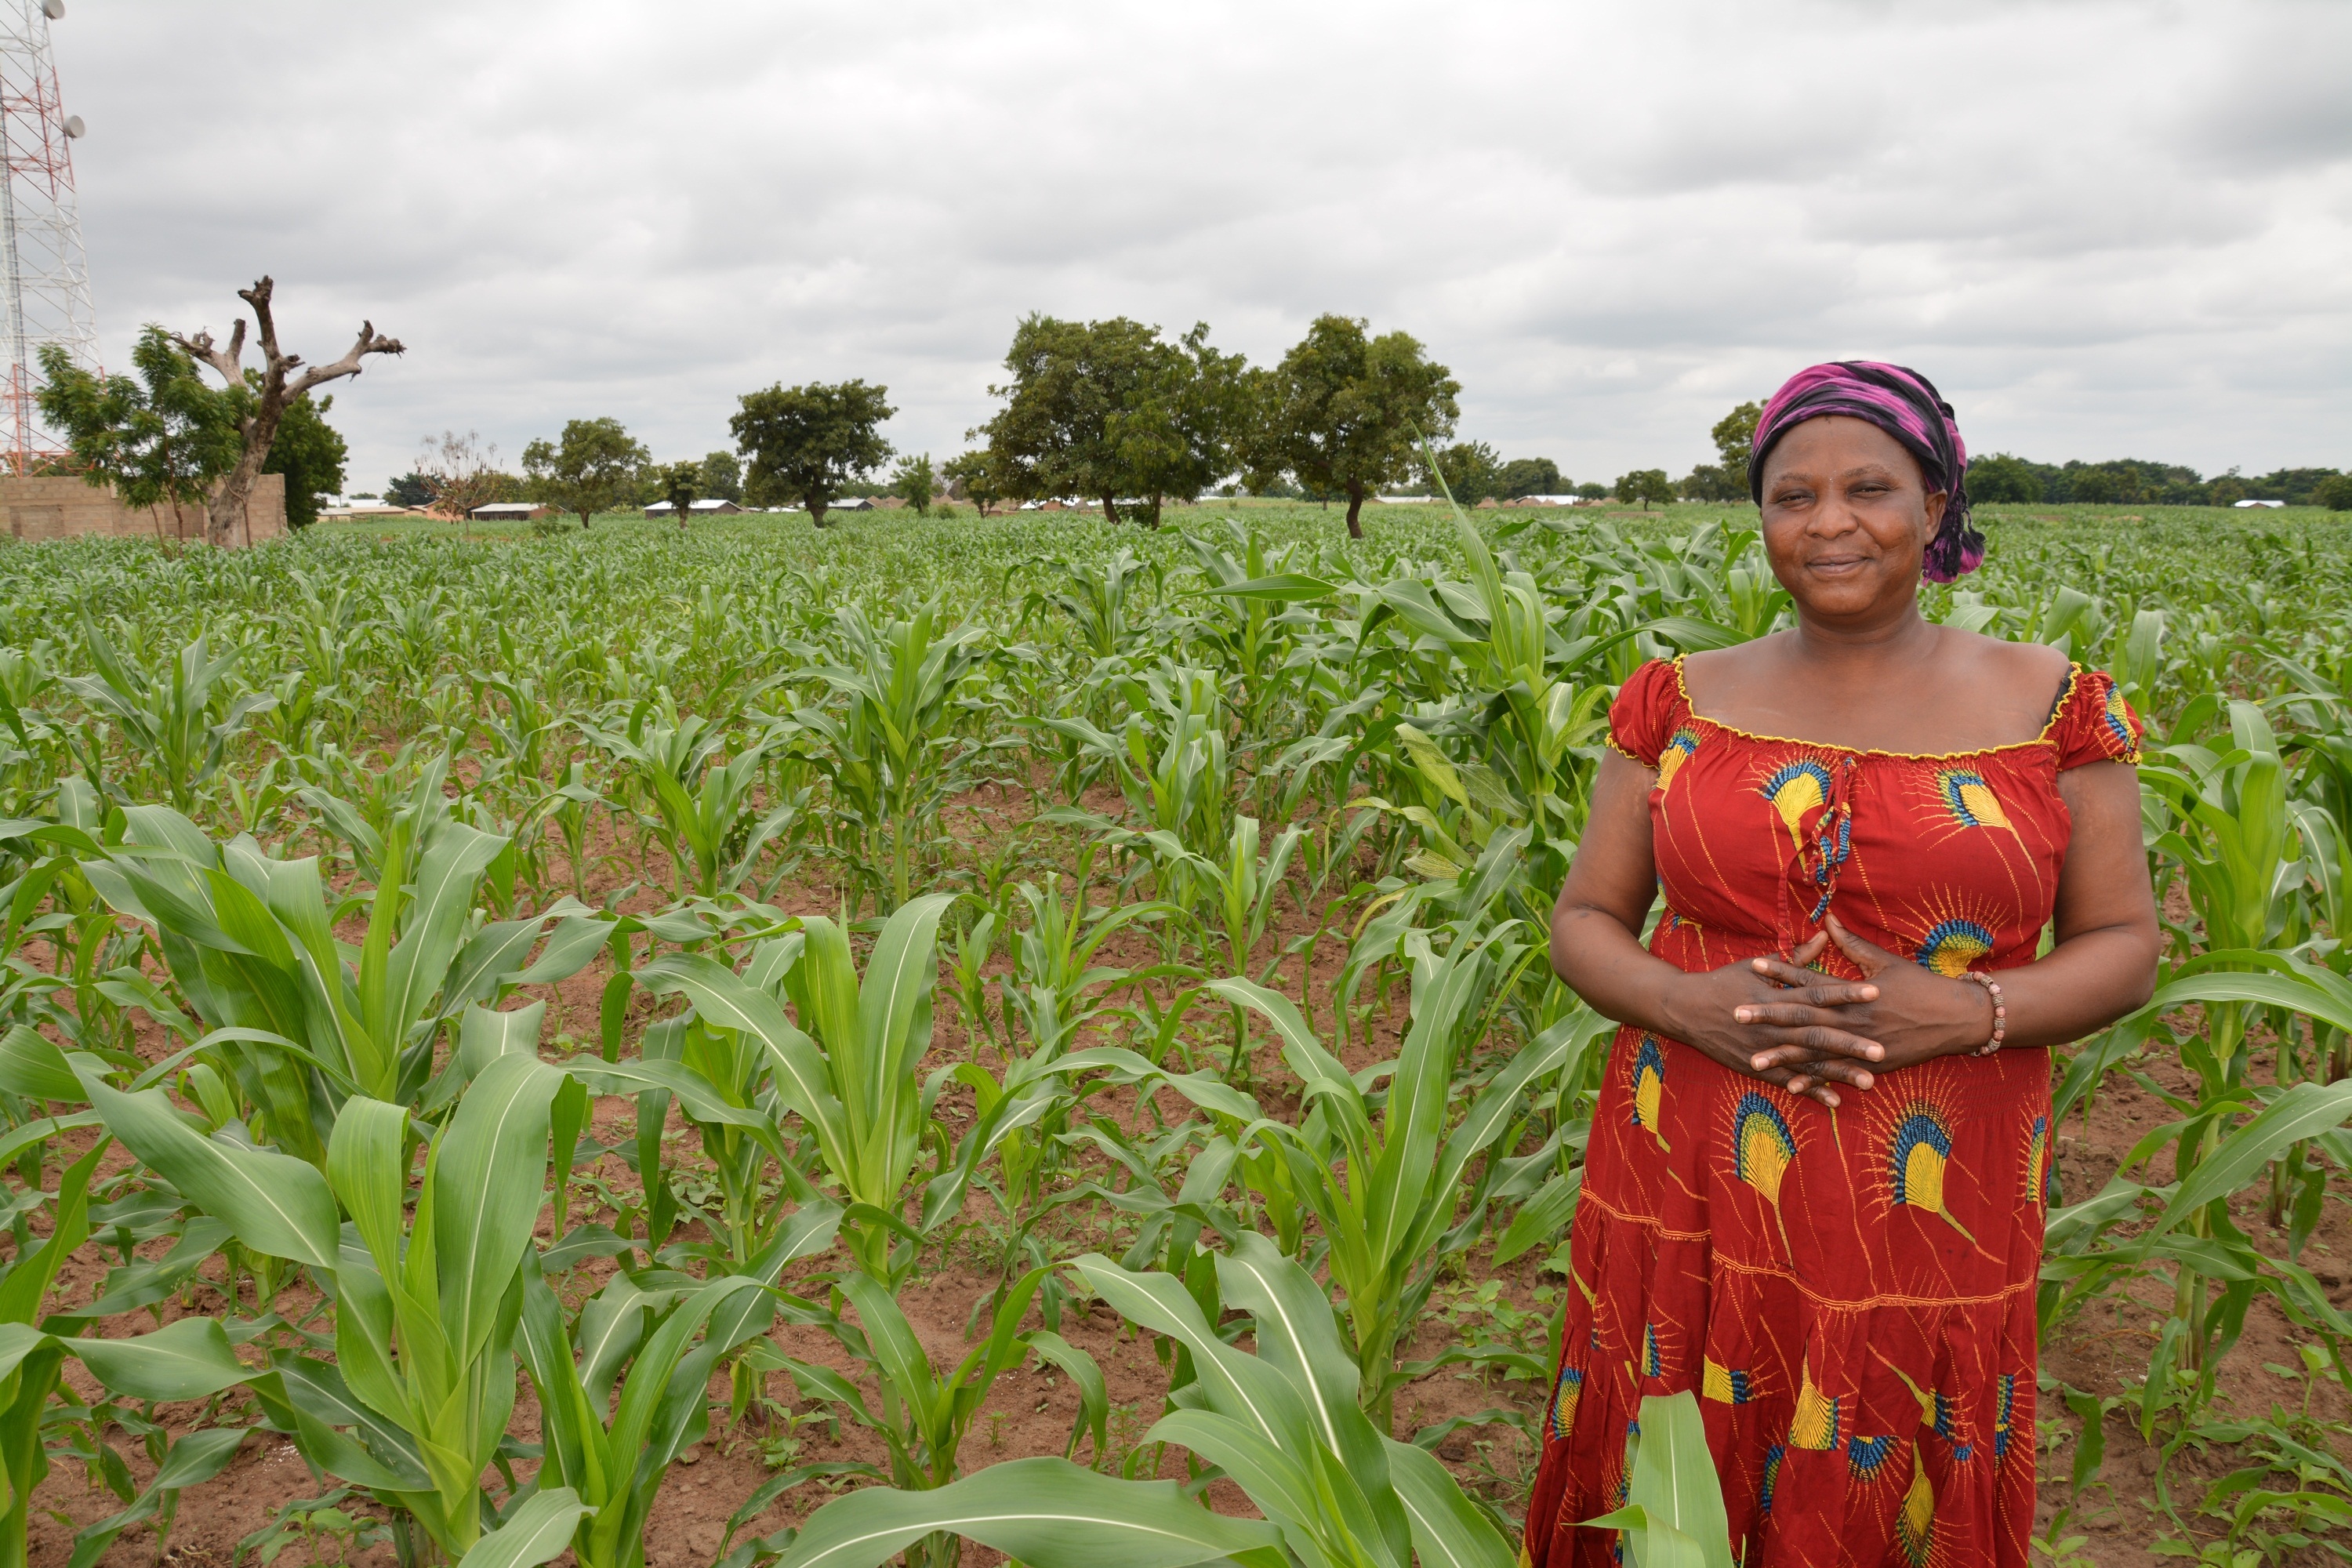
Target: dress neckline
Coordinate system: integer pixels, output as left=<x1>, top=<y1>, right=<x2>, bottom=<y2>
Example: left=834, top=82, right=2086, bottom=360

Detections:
left=1668, top=655, right=2082, bottom=763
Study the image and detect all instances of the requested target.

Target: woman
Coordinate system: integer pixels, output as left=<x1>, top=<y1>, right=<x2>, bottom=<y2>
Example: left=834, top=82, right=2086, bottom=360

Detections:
left=1521, top=362, right=2160, bottom=1568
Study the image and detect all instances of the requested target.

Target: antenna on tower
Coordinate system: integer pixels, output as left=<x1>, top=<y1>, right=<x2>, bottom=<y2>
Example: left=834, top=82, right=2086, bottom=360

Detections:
left=0, top=0, right=94, bottom=474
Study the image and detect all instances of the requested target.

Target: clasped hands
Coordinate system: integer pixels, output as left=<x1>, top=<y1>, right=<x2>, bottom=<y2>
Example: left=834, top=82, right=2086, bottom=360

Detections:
left=1665, top=913, right=1994, bottom=1109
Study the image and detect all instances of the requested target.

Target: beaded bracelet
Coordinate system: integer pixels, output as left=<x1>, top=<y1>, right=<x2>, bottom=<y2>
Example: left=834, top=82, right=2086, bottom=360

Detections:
left=1958, top=971, right=2006, bottom=1057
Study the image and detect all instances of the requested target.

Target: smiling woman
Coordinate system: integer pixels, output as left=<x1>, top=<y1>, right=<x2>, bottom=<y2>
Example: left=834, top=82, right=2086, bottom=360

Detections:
left=1523, top=362, right=2162, bottom=1568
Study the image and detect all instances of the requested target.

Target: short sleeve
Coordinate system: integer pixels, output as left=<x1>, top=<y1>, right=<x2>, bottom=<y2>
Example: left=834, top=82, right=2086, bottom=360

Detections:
left=2050, top=666, right=2143, bottom=768
left=1606, top=659, right=1682, bottom=768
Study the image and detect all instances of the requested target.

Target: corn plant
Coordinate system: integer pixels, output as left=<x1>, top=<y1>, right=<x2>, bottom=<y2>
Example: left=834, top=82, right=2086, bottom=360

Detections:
left=1207, top=924, right=1564, bottom=1432
left=758, top=1265, right=1105, bottom=1568
left=59, top=619, right=273, bottom=810
left=633, top=893, right=953, bottom=1282
left=791, top=603, right=987, bottom=912
left=78, top=802, right=601, bottom=1144
left=76, top=1043, right=582, bottom=1564
left=517, top=1204, right=840, bottom=1568
left=580, top=694, right=799, bottom=898
left=759, top=1235, right=1513, bottom=1568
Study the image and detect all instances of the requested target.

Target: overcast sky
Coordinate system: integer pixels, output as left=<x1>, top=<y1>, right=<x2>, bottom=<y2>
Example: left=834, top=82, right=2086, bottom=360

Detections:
left=51, top=1, right=2352, bottom=494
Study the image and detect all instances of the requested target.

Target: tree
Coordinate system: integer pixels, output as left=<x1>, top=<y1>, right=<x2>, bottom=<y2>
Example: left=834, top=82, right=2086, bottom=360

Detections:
left=1710, top=400, right=1762, bottom=495
left=1423, top=441, right=1501, bottom=507
left=166, top=276, right=402, bottom=546
left=2069, top=468, right=2120, bottom=504
left=36, top=328, right=241, bottom=547
left=416, top=430, right=516, bottom=521
left=384, top=472, right=434, bottom=507
left=2315, top=474, right=2352, bottom=512
left=1239, top=314, right=1458, bottom=539
left=974, top=315, right=1244, bottom=528
left=1496, top=456, right=1562, bottom=499
left=1676, top=463, right=1744, bottom=503
left=941, top=448, right=1000, bottom=516
left=1615, top=469, right=1673, bottom=510
left=699, top=449, right=742, bottom=503
left=891, top=452, right=937, bottom=517
left=1966, top=453, right=2042, bottom=504
left=256, top=388, right=347, bottom=529
left=1574, top=481, right=1606, bottom=500
left=658, top=460, right=699, bottom=530
left=730, top=379, right=895, bottom=528
left=522, top=417, right=652, bottom=531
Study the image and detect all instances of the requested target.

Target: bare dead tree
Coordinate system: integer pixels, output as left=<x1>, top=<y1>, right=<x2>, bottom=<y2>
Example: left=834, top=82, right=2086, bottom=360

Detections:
left=170, top=276, right=402, bottom=546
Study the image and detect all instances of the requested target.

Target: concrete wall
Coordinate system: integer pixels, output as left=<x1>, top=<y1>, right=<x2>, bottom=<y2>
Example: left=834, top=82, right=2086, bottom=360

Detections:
left=0, top=474, right=287, bottom=547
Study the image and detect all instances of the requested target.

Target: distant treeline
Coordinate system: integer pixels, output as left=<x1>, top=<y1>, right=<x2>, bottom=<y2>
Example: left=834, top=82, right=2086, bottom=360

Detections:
left=1965, top=456, right=2347, bottom=508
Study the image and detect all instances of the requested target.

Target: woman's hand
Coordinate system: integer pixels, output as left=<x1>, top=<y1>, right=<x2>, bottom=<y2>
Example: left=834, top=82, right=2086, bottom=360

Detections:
left=1734, top=913, right=1993, bottom=1098
left=1661, top=931, right=1890, bottom=1109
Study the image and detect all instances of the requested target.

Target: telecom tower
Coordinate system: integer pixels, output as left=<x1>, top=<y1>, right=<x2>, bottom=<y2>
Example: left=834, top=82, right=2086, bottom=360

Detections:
left=0, top=0, right=91, bottom=474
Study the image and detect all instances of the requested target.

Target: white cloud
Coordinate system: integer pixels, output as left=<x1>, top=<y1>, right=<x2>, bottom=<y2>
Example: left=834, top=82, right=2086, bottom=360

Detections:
left=51, top=0, right=2350, bottom=494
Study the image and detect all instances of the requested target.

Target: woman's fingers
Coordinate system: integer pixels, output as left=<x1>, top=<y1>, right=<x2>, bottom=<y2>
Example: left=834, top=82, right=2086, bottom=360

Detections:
left=1823, top=913, right=1900, bottom=975
left=1788, top=931, right=1831, bottom=967
left=1735, top=1018, right=1883, bottom=1058
left=1744, top=1026, right=1882, bottom=1067
left=1736, top=983, right=1878, bottom=1014
left=1762, top=1065, right=1843, bottom=1108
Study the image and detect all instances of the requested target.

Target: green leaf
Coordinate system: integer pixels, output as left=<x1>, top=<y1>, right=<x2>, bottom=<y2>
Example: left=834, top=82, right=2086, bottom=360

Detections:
left=2149, top=1080, right=2352, bottom=1240
left=79, top=1069, right=337, bottom=1269
left=769, top=1456, right=1282, bottom=1568
left=433, top=1051, right=561, bottom=1367
left=456, top=1487, right=591, bottom=1568
left=71, top=1316, right=252, bottom=1403
left=1382, top=1436, right=1516, bottom=1568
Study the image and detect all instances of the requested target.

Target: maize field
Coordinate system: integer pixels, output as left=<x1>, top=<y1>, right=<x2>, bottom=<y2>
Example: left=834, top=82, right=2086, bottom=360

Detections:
left=0, top=496, right=2347, bottom=1567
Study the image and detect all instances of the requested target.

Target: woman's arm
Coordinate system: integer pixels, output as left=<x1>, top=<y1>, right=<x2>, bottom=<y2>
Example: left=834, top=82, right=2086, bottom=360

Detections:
left=1741, top=760, right=2160, bottom=1089
left=1552, top=751, right=1886, bottom=1106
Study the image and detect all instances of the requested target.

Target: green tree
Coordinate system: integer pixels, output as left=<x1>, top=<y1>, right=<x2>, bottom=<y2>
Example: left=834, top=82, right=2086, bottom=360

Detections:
left=975, top=315, right=1243, bottom=528
left=1423, top=440, right=1501, bottom=507
left=1711, top=400, right=1762, bottom=494
left=251, top=386, right=346, bottom=529
left=165, top=275, right=401, bottom=546
left=658, top=459, right=699, bottom=529
left=521, top=417, right=651, bottom=531
left=699, top=448, right=742, bottom=502
left=1574, top=481, right=1606, bottom=499
left=941, top=448, right=1000, bottom=516
left=2069, top=467, right=2120, bottom=504
left=1240, top=314, right=1458, bottom=539
left=1966, top=452, right=2043, bottom=504
left=36, top=328, right=240, bottom=546
left=730, top=379, right=895, bottom=528
left=1616, top=469, right=1673, bottom=510
left=1676, top=463, right=1743, bottom=503
left=891, top=452, right=937, bottom=517
left=2314, top=474, right=2352, bottom=511
left=1496, top=456, right=1562, bottom=498
left=384, top=471, right=434, bottom=506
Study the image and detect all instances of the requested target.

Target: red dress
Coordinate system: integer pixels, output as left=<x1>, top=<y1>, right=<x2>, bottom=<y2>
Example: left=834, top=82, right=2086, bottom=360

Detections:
left=1521, top=657, right=2143, bottom=1568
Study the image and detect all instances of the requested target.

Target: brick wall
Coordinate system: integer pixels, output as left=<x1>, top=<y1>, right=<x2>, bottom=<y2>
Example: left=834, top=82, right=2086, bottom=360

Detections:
left=0, top=474, right=288, bottom=547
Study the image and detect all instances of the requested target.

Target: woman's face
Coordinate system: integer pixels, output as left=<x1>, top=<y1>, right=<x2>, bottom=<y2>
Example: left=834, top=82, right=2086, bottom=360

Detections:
left=1757, top=416, right=1947, bottom=626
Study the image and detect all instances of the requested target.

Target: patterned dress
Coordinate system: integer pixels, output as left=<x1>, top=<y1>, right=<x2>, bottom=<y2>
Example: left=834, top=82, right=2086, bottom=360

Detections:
left=1521, top=657, right=2143, bottom=1568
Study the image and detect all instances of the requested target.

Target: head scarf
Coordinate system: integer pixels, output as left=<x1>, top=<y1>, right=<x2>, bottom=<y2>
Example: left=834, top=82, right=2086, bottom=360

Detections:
left=1749, top=361, right=1984, bottom=583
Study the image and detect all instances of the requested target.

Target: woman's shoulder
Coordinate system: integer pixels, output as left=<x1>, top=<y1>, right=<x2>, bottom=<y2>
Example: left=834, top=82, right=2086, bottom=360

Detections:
left=1940, top=628, right=2141, bottom=764
left=1938, top=626, right=2073, bottom=695
left=1605, top=658, right=1690, bottom=766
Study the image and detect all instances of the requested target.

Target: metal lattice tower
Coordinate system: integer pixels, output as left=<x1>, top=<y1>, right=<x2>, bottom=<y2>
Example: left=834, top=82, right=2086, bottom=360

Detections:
left=0, top=0, right=92, bottom=474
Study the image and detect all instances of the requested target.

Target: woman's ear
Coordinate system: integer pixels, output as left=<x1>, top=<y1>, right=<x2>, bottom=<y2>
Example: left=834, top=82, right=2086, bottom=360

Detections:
left=1923, top=490, right=1949, bottom=534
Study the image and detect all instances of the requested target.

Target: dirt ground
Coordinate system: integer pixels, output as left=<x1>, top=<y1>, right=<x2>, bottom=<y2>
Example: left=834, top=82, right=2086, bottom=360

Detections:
left=16, top=777, right=2340, bottom=1566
